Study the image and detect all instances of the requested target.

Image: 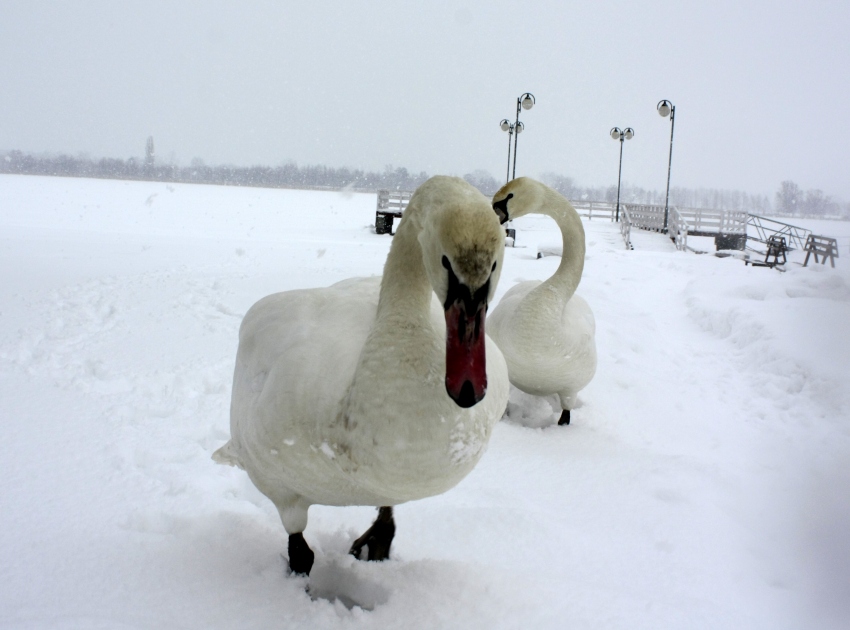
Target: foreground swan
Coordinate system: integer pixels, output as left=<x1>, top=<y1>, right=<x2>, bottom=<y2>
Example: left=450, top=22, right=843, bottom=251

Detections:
left=488, top=177, right=596, bottom=426
left=213, top=176, right=509, bottom=575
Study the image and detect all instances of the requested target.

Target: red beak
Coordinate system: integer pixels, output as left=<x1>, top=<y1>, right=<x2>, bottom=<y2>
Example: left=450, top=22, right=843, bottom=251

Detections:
left=444, top=299, right=487, bottom=408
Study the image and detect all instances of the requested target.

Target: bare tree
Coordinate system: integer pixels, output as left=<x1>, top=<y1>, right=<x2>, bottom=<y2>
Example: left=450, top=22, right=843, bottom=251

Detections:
left=145, top=137, right=155, bottom=171
left=775, top=180, right=801, bottom=215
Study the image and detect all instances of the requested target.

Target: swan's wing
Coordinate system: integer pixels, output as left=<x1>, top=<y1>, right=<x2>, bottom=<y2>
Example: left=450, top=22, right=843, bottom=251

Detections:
left=560, top=294, right=596, bottom=338
left=497, top=280, right=540, bottom=304
left=487, top=280, right=541, bottom=346
left=230, top=277, right=380, bottom=456
left=557, top=294, right=597, bottom=390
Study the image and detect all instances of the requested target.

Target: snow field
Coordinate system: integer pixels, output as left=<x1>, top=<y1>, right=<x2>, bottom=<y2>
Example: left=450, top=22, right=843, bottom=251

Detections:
left=1, top=175, right=848, bottom=629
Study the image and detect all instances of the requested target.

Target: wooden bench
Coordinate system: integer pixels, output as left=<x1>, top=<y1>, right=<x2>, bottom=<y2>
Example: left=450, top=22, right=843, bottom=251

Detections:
left=746, top=234, right=787, bottom=270
left=375, top=209, right=402, bottom=234
left=375, top=190, right=412, bottom=234
left=803, top=234, right=839, bottom=268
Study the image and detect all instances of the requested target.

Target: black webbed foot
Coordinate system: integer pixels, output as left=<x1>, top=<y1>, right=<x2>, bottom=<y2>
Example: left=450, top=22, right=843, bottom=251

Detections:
left=288, top=532, right=315, bottom=576
left=558, top=409, right=571, bottom=425
left=349, top=506, right=395, bottom=561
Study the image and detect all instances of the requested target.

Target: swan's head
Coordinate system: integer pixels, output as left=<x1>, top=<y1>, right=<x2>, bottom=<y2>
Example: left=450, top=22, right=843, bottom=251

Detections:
left=415, top=177, right=505, bottom=408
left=491, top=177, right=545, bottom=224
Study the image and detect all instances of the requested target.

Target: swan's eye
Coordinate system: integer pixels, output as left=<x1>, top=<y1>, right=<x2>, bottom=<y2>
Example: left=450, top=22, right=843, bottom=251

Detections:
left=442, top=255, right=451, bottom=270
left=491, top=261, right=497, bottom=272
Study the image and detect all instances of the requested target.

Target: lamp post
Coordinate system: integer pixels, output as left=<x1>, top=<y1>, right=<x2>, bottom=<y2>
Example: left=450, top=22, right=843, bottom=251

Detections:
left=610, top=127, right=634, bottom=222
left=657, top=99, right=675, bottom=231
left=511, top=92, right=535, bottom=180
left=499, top=119, right=524, bottom=184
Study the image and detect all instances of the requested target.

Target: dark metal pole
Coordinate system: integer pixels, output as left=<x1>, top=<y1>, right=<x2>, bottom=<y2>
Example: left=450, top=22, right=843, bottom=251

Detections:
left=616, top=136, right=624, bottom=222
left=663, top=105, right=675, bottom=231
left=505, top=126, right=513, bottom=184
left=511, top=97, right=521, bottom=180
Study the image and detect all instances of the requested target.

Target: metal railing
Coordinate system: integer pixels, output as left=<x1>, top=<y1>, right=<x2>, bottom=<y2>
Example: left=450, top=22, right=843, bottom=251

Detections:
left=747, top=214, right=811, bottom=251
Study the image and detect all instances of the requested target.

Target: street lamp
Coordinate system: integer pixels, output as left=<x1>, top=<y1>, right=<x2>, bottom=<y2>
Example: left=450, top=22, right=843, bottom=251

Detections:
left=499, top=118, right=524, bottom=184
left=511, top=92, right=535, bottom=180
left=610, top=127, right=634, bottom=222
left=657, top=99, right=676, bottom=231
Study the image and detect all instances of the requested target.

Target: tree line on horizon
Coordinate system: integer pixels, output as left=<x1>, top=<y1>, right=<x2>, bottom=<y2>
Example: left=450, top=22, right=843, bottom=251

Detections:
left=772, top=180, right=846, bottom=218
left=0, top=149, right=431, bottom=195
left=1, top=149, right=845, bottom=219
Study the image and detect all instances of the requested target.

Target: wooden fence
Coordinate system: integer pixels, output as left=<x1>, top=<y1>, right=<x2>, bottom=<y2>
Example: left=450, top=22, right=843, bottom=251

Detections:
left=614, top=203, right=750, bottom=251
left=622, top=203, right=667, bottom=232
left=678, top=208, right=748, bottom=236
left=570, top=200, right=618, bottom=220
left=619, top=206, right=634, bottom=250
left=667, top=208, right=691, bottom=251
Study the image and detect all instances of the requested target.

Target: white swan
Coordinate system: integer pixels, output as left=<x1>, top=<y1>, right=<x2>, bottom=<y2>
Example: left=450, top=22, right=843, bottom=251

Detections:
left=488, top=177, right=596, bottom=426
left=213, top=176, right=509, bottom=575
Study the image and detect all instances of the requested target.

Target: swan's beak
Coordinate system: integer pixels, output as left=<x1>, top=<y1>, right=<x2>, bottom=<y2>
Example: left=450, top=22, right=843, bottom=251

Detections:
left=444, top=283, right=489, bottom=409
left=492, top=193, right=512, bottom=225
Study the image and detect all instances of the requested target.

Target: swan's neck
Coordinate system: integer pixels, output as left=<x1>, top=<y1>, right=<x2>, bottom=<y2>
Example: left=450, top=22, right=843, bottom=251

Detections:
left=347, top=208, right=439, bottom=408
left=537, top=188, right=585, bottom=300
left=376, top=211, right=433, bottom=325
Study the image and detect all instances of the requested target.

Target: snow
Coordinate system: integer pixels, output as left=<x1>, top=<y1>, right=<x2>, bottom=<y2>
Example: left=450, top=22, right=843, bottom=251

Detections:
left=1, top=174, right=848, bottom=629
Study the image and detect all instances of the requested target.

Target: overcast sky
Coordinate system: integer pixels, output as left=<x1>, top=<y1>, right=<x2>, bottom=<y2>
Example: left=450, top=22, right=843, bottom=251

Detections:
left=2, top=0, right=848, bottom=199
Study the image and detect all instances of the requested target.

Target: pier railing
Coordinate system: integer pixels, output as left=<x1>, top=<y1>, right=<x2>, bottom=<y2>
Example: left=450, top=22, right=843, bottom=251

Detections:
left=668, top=207, right=690, bottom=251
left=374, top=191, right=820, bottom=258
left=619, top=206, right=634, bottom=250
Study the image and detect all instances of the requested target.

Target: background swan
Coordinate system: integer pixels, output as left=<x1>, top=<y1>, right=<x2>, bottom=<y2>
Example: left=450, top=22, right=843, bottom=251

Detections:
left=213, top=176, right=508, bottom=575
left=488, top=177, right=596, bottom=426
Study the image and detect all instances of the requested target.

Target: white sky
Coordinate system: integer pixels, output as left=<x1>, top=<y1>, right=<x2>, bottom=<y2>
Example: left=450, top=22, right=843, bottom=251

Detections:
left=1, top=0, right=848, bottom=199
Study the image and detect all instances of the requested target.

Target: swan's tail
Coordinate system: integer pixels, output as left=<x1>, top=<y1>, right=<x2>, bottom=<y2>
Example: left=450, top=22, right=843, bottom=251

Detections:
left=212, top=440, right=244, bottom=469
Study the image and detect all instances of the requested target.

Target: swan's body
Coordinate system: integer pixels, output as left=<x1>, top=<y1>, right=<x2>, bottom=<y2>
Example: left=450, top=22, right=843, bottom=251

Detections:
left=213, top=176, right=508, bottom=574
left=488, top=178, right=596, bottom=425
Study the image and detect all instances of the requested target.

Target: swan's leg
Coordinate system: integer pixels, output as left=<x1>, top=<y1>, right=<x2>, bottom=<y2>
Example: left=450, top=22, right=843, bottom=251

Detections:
left=349, top=506, right=395, bottom=561
left=558, top=392, right=576, bottom=426
left=273, top=493, right=314, bottom=575
left=288, top=533, right=314, bottom=576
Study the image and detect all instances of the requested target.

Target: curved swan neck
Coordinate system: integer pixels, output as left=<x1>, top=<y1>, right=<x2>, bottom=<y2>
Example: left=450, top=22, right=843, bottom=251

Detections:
left=376, top=204, right=432, bottom=321
left=525, top=183, right=585, bottom=300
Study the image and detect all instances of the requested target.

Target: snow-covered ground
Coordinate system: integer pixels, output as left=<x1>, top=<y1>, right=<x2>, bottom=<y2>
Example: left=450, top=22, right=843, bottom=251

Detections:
left=1, top=174, right=848, bottom=629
